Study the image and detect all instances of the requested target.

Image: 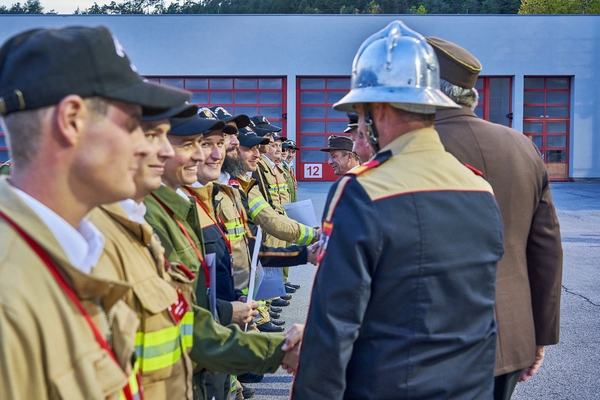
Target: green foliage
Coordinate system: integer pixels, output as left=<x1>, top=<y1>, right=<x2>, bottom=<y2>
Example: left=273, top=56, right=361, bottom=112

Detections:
left=11, top=0, right=597, bottom=15
left=410, top=4, right=428, bottom=12
left=518, top=0, right=600, bottom=13
left=0, top=0, right=51, bottom=14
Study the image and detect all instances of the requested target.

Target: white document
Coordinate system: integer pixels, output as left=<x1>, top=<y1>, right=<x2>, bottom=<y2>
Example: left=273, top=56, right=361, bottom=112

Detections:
left=283, top=199, right=318, bottom=227
left=206, top=253, right=217, bottom=321
left=245, top=228, right=262, bottom=331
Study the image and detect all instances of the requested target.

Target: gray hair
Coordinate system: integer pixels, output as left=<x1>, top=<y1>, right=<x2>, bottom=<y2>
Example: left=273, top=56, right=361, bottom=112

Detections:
left=439, top=79, right=479, bottom=110
left=2, top=97, right=109, bottom=168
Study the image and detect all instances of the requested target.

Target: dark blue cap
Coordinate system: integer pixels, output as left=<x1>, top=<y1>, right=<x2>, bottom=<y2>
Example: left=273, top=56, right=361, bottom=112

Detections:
left=169, top=114, right=225, bottom=136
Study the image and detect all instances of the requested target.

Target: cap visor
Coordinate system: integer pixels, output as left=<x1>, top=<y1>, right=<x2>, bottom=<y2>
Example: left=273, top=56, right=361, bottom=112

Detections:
left=142, top=103, right=198, bottom=122
left=226, top=114, right=251, bottom=128
left=169, top=117, right=226, bottom=136
left=240, top=136, right=270, bottom=147
left=105, top=80, right=191, bottom=115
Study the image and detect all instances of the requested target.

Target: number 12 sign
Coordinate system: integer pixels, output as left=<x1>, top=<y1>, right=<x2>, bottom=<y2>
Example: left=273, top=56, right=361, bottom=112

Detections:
left=304, top=164, right=322, bottom=179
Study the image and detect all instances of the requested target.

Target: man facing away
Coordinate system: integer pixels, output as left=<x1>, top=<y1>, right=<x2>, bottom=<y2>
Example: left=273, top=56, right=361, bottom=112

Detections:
left=0, top=26, right=191, bottom=399
left=428, top=36, right=563, bottom=400
left=292, top=20, right=504, bottom=399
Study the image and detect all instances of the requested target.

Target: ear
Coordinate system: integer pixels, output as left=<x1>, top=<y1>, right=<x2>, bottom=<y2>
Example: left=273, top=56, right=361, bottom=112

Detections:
left=54, top=95, right=87, bottom=146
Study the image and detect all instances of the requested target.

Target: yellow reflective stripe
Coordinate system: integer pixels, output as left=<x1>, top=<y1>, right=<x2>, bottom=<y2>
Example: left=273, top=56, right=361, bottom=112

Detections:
left=224, top=220, right=245, bottom=241
left=231, top=376, right=238, bottom=393
left=120, top=358, right=141, bottom=400
left=297, top=224, right=314, bottom=245
left=129, top=359, right=141, bottom=399
left=181, top=311, right=193, bottom=349
left=134, top=313, right=193, bottom=373
left=249, top=196, right=270, bottom=220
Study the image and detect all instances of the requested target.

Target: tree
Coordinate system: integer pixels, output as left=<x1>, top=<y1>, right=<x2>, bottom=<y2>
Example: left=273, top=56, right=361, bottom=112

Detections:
left=410, top=4, right=428, bottom=12
left=519, top=0, right=600, bottom=13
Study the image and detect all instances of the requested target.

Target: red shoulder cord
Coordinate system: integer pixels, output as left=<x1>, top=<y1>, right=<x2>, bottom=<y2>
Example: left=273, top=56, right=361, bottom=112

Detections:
left=0, top=210, right=141, bottom=400
left=150, top=193, right=210, bottom=288
left=182, top=186, right=234, bottom=256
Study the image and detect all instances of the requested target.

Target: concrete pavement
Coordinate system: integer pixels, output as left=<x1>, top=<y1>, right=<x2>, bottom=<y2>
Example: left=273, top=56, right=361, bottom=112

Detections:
left=245, top=181, right=600, bottom=399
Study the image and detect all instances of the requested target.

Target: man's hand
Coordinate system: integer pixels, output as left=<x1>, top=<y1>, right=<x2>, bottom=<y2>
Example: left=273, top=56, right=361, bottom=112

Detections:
left=230, top=300, right=259, bottom=329
left=307, top=242, right=321, bottom=265
left=518, top=345, right=545, bottom=382
left=281, top=324, right=304, bottom=373
left=310, top=227, right=321, bottom=244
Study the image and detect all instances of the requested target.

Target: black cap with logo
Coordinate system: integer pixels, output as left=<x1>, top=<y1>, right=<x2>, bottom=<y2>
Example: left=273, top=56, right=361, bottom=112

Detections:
left=209, top=106, right=250, bottom=129
left=197, top=106, right=238, bottom=135
left=282, top=140, right=300, bottom=150
left=169, top=115, right=225, bottom=136
left=238, top=125, right=270, bottom=147
left=250, top=115, right=282, bottom=136
left=343, top=113, right=359, bottom=133
left=0, top=26, right=191, bottom=116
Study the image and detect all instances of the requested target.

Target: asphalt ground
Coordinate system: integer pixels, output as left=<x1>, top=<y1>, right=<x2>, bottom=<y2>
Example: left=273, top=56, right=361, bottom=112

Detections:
left=245, top=181, right=600, bottom=400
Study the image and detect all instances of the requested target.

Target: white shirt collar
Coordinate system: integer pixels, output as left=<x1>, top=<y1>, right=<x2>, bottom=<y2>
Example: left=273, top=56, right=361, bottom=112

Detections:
left=118, top=199, right=147, bottom=224
left=246, top=171, right=253, bottom=177
left=176, top=187, right=191, bottom=200
left=219, top=172, right=230, bottom=185
left=262, top=154, right=276, bottom=169
left=13, top=187, right=104, bottom=274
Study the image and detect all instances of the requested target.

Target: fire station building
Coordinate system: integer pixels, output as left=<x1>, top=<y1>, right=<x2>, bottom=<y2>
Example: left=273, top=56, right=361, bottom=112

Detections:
left=1, top=14, right=598, bottom=181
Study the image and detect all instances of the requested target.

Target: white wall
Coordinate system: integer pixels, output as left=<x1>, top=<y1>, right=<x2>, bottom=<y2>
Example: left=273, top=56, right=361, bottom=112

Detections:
left=1, top=14, right=598, bottom=177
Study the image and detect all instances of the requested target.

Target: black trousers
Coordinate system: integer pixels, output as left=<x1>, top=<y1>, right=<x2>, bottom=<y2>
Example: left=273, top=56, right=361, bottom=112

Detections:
left=494, top=369, right=523, bottom=400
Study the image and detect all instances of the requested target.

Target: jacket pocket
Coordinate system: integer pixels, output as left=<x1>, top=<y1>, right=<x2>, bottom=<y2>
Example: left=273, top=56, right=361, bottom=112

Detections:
left=53, top=348, right=127, bottom=400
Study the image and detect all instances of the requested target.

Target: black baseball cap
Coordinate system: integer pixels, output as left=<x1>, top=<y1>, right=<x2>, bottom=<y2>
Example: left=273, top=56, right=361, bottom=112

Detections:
left=344, top=113, right=359, bottom=133
left=197, top=106, right=238, bottom=135
left=239, top=126, right=270, bottom=147
left=250, top=115, right=282, bottom=136
left=0, top=26, right=191, bottom=116
left=169, top=114, right=226, bottom=136
left=282, top=140, right=300, bottom=150
left=209, top=106, right=251, bottom=129
left=142, top=103, right=198, bottom=122
left=272, top=134, right=287, bottom=142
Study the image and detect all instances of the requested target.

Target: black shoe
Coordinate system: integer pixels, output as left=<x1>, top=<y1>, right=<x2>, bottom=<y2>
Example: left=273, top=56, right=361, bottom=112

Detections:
left=280, top=294, right=292, bottom=301
left=269, top=311, right=280, bottom=319
left=285, top=285, right=296, bottom=293
left=241, top=383, right=255, bottom=399
left=238, top=372, right=264, bottom=383
left=271, top=319, right=285, bottom=326
left=271, top=298, right=290, bottom=307
left=257, top=321, right=285, bottom=332
left=287, top=282, right=301, bottom=289
left=270, top=306, right=283, bottom=313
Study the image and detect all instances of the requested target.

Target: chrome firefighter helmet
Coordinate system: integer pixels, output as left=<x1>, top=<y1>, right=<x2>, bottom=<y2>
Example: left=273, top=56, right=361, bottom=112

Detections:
left=333, top=20, right=459, bottom=113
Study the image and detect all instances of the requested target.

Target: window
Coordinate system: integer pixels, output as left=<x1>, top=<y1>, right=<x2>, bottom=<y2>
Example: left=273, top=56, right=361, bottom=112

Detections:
left=147, top=76, right=287, bottom=133
left=523, top=76, right=570, bottom=181
left=474, top=77, right=512, bottom=127
left=296, top=77, right=351, bottom=181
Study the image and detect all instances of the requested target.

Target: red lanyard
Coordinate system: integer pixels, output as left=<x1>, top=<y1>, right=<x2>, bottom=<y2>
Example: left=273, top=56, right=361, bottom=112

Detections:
left=182, top=187, right=233, bottom=256
left=0, top=210, right=140, bottom=400
left=150, top=193, right=210, bottom=287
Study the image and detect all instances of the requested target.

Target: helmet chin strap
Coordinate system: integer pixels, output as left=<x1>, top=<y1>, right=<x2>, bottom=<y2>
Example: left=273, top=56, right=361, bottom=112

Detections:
left=363, top=103, right=380, bottom=153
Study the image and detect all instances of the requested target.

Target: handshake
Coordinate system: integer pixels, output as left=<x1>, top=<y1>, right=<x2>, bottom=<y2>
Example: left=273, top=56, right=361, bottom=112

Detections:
left=280, top=324, right=304, bottom=374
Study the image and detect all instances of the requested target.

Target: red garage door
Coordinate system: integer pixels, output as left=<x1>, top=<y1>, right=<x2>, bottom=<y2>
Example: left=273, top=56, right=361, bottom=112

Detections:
left=147, top=76, right=287, bottom=133
left=296, top=77, right=351, bottom=181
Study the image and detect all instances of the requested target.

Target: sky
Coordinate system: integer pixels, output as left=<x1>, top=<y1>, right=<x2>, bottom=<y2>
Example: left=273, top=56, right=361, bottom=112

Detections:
left=0, top=0, right=111, bottom=13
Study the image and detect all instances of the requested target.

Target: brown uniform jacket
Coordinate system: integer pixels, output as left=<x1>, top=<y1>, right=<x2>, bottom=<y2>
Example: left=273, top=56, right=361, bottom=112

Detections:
left=0, top=178, right=138, bottom=400
left=435, top=106, right=563, bottom=375
left=89, top=203, right=194, bottom=400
